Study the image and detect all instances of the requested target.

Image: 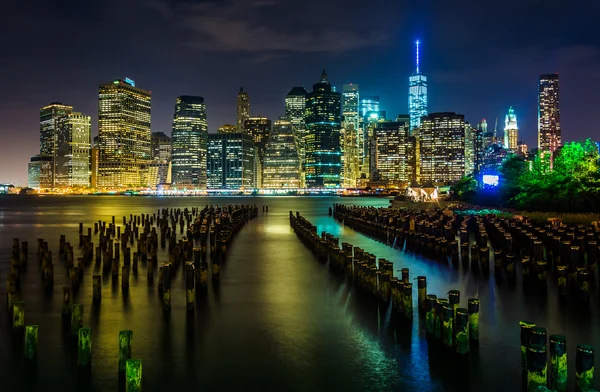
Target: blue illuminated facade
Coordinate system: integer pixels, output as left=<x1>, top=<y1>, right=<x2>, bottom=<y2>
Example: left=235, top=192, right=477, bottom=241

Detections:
left=305, top=70, right=342, bottom=188
left=409, top=40, right=428, bottom=132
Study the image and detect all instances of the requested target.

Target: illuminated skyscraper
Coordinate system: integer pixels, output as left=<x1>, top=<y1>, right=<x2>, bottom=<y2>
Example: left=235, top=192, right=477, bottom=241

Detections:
left=285, top=87, right=307, bottom=185
left=207, top=133, right=255, bottom=190
left=359, top=96, right=379, bottom=117
left=464, top=123, right=475, bottom=176
left=151, top=132, right=171, bottom=161
left=28, top=155, right=53, bottom=189
left=218, top=124, right=237, bottom=134
left=409, top=40, right=428, bottom=132
left=419, top=112, right=466, bottom=184
left=149, top=132, right=172, bottom=187
left=98, top=78, right=151, bottom=188
left=56, top=113, right=91, bottom=188
left=342, top=84, right=360, bottom=131
left=171, top=96, right=208, bottom=188
left=504, top=106, right=519, bottom=152
left=263, top=117, right=300, bottom=189
left=341, top=84, right=360, bottom=188
left=244, top=116, right=272, bottom=162
left=538, top=74, right=561, bottom=154
left=40, top=102, right=73, bottom=187
left=373, top=120, right=410, bottom=185
left=237, top=87, right=250, bottom=132
left=305, top=70, right=342, bottom=188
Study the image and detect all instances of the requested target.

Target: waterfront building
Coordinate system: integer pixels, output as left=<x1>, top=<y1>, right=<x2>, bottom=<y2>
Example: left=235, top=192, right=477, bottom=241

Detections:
left=149, top=132, right=172, bottom=187
left=28, top=155, right=52, bottom=189
left=218, top=124, right=237, bottom=134
left=409, top=41, right=428, bottom=132
left=262, top=117, right=300, bottom=189
left=171, top=96, right=208, bottom=189
left=237, top=87, right=250, bottom=132
left=538, top=74, right=561, bottom=155
left=342, top=84, right=360, bottom=188
left=40, top=102, right=73, bottom=187
left=342, top=84, right=360, bottom=132
left=504, top=106, right=519, bottom=152
left=286, top=87, right=308, bottom=185
left=244, top=116, right=271, bottom=187
left=98, top=78, right=151, bottom=188
left=373, top=120, right=410, bottom=186
left=305, top=70, right=342, bottom=188
left=151, top=132, right=171, bottom=161
left=465, top=123, right=475, bottom=177
left=55, top=113, right=91, bottom=188
left=207, top=133, right=255, bottom=190
left=419, top=112, right=466, bottom=184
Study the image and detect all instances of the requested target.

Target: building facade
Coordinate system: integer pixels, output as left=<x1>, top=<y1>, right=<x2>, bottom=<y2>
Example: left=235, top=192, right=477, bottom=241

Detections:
left=151, top=132, right=171, bottom=161
left=504, top=106, right=519, bottom=152
left=285, top=87, right=308, bottom=185
left=55, top=113, right=91, bottom=188
left=171, top=96, right=208, bottom=189
left=373, top=120, right=410, bottom=185
left=419, top=112, right=466, bottom=184
left=218, top=124, right=237, bottom=134
left=149, top=132, right=172, bottom=187
left=40, top=102, right=73, bottom=188
left=464, top=123, right=475, bottom=177
left=98, top=79, right=151, bottom=188
left=409, top=41, right=428, bottom=132
left=538, top=74, right=561, bottom=155
left=207, top=133, right=255, bottom=190
left=305, top=70, right=342, bottom=188
left=28, top=155, right=53, bottom=189
left=237, top=87, right=250, bottom=132
left=262, top=117, right=300, bottom=189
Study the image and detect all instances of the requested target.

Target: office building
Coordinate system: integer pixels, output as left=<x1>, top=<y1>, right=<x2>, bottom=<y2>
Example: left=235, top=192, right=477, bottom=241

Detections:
left=419, top=112, right=466, bottom=184
left=207, top=133, right=255, bottom=190
left=538, top=74, right=561, bottom=154
left=218, top=124, right=237, bottom=134
left=504, top=106, right=519, bottom=152
left=262, top=117, right=300, bottom=189
left=373, top=120, right=410, bottom=185
left=98, top=78, right=151, bottom=188
left=151, top=132, right=171, bottom=161
left=55, top=113, right=91, bottom=188
left=285, top=87, right=308, bottom=185
left=40, top=102, right=73, bottom=187
left=28, top=155, right=53, bottom=189
left=342, top=84, right=360, bottom=131
left=244, top=116, right=272, bottom=162
left=171, top=96, right=208, bottom=188
left=359, top=96, right=379, bottom=117
left=409, top=41, right=428, bottom=132
left=464, top=123, right=475, bottom=177
left=237, top=87, right=250, bottom=132
left=305, top=70, right=342, bottom=188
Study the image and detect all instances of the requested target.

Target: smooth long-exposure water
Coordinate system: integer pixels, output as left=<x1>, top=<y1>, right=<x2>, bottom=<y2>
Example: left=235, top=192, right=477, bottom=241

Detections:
left=1, top=196, right=598, bottom=391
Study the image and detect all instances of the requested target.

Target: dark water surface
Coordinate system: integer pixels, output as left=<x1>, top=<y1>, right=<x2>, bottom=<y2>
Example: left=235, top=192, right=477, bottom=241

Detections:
left=0, top=196, right=598, bottom=391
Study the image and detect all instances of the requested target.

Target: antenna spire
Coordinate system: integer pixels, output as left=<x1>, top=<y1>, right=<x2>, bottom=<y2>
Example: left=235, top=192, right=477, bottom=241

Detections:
left=415, top=40, right=420, bottom=74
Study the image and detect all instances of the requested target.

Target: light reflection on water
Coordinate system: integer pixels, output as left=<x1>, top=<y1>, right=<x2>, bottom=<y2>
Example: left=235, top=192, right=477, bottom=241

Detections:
left=0, top=196, right=597, bottom=391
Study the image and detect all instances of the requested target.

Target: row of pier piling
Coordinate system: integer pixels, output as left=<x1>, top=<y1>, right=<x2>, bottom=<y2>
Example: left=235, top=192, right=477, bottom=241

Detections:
left=6, top=204, right=259, bottom=389
left=332, top=205, right=599, bottom=301
left=290, top=211, right=480, bottom=357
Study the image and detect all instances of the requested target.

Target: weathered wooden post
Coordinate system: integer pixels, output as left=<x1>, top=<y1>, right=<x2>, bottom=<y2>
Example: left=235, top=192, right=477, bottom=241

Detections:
left=442, top=303, right=454, bottom=348
left=119, top=330, right=133, bottom=372
left=526, top=344, right=547, bottom=391
left=402, top=283, right=413, bottom=319
left=417, top=276, right=426, bottom=315
left=557, top=265, right=568, bottom=296
left=576, top=344, right=595, bottom=392
left=520, top=321, right=536, bottom=368
left=62, top=286, right=73, bottom=315
left=455, top=308, right=469, bottom=354
left=71, top=304, right=83, bottom=335
left=468, top=298, right=480, bottom=342
left=185, top=262, right=195, bottom=310
left=24, top=325, right=39, bottom=360
left=122, top=266, right=130, bottom=291
left=126, top=359, right=142, bottom=392
left=425, top=294, right=437, bottom=336
left=162, top=264, right=171, bottom=311
left=549, top=334, right=567, bottom=392
left=78, top=327, right=92, bottom=366
left=13, top=301, right=25, bottom=330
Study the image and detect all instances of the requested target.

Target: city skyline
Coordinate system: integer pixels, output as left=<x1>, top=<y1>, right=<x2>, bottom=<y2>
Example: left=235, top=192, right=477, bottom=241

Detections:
left=2, top=0, right=600, bottom=185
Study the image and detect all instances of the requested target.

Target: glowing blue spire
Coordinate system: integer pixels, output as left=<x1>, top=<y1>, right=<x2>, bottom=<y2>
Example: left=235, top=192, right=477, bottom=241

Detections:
left=415, top=40, right=420, bottom=74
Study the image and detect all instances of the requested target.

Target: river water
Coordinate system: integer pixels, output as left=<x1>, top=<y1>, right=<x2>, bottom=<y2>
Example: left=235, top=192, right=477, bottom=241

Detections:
left=0, top=196, right=598, bottom=391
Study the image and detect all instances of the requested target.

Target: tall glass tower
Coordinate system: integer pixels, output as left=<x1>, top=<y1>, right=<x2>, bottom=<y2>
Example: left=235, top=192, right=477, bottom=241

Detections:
left=538, top=74, right=561, bottom=155
left=305, top=70, right=342, bottom=188
left=504, top=106, right=519, bottom=152
left=40, top=102, right=73, bottom=188
left=171, top=96, right=208, bottom=189
left=98, top=79, right=151, bottom=188
left=237, top=87, right=250, bottom=133
left=409, top=40, right=428, bottom=132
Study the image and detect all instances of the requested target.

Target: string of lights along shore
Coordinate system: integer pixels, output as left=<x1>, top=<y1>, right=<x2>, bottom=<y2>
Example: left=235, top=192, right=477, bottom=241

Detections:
left=26, top=41, right=564, bottom=193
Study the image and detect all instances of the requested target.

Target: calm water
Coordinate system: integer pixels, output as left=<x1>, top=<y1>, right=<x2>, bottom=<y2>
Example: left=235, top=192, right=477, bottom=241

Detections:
left=0, top=196, right=599, bottom=391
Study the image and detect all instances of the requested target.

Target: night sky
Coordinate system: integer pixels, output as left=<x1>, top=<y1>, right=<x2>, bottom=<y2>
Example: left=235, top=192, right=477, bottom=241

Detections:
left=1, top=0, right=599, bottom=185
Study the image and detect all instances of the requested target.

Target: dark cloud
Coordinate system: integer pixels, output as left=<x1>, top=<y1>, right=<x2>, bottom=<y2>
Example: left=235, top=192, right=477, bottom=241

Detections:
left=144, top=0, right=389, bottom=54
